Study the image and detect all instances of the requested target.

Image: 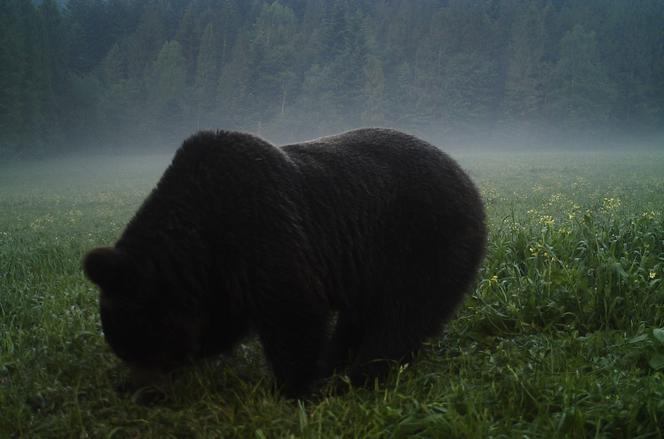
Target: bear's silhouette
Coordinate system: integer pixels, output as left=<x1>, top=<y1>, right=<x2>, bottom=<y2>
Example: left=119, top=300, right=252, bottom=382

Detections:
left=84, top=128, right=486, bottom=397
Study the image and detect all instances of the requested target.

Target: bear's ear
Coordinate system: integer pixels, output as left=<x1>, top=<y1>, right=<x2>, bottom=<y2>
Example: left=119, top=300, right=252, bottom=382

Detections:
left=83, top=247, right=134, bottom=292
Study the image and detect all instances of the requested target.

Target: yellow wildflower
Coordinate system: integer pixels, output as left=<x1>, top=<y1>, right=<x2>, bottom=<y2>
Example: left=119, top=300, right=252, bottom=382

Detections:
left=642, top=211, right=656, bottom=220
left=602, top=197, right=621, bottom=211
left=539, top=215, right=555, bottom=227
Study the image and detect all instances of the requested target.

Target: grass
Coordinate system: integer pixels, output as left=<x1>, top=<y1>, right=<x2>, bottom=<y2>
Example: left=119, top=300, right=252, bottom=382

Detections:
left=1, top=150, right=664, bottom=438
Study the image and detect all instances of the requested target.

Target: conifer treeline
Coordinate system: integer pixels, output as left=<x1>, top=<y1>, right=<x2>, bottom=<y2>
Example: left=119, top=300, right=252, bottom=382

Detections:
left=2, top=0, right=663, bottom=156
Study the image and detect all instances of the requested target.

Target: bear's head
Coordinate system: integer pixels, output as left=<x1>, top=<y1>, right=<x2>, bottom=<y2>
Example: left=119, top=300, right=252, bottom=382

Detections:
left=83, top=247, right=207, bottom=372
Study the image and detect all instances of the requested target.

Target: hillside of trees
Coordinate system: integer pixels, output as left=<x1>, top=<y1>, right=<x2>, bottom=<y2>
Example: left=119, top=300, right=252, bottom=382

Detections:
left=2, top=0, right=663, bottom=157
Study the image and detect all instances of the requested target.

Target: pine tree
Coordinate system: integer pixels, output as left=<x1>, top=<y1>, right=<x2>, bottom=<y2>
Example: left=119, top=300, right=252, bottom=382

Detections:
left=193, top=23, right=219, bottom=129
left=217, top=31, right=251, bottom=130
left=98, top=43, right=132, bottom=146
left=147, top=40, right=187, bottom=143
left=17, top=0, right=49, bottom=154
left=64, top=0, right=111, bottom=74
left=427, top=1, right=503, bottom=137
left=248, top=2, right=298, bottom=131
left=0, top=2, right=24, bottom=152
left=548, top=24, right=617, bottom=134
left=36, top=0, right=65, bottom=151
left=603, top=0, right=664, bottom=131
left=175, top=4, right=197, bottom=84
left=362, top=55, right=385, bottom=126
left=502, top=1, right=551, bottom=125
left=126, top=1, right=167, bottom=79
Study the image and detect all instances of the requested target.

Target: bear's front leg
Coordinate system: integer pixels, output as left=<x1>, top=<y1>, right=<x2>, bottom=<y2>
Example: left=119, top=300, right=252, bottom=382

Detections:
left=258, top=305, right=329, bottom=398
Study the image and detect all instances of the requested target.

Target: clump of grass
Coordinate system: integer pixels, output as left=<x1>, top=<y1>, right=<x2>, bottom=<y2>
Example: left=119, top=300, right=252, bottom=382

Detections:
left=469, top=201, right=663, bottom=334
left=1, top=151, right=664, bottom=437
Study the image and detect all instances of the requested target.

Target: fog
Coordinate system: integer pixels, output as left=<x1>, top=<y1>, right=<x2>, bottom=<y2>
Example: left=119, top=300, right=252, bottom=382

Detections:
left=2, top=0, right=663, bottom=162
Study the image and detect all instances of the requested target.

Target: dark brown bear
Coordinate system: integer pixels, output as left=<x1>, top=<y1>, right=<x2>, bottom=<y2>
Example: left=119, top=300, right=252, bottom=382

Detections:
left=83, top=128, right=486, bottom=397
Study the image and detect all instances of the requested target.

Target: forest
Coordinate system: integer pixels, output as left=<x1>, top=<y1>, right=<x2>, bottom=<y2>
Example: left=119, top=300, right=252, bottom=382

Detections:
left=1, top=0, right=664, bottom=157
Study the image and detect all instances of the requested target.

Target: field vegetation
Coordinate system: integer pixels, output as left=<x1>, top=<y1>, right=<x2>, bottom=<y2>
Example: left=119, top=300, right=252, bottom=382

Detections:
left=1, top=150, right=663, bottom=437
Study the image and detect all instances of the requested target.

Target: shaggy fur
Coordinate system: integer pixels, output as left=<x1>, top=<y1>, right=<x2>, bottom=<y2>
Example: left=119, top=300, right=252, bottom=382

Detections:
left=84, top=128, right=487, bottom=397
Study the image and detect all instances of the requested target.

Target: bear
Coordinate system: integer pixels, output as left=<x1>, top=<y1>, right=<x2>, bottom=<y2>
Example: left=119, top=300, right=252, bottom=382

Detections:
left=83, top=128, right=487, bottom=398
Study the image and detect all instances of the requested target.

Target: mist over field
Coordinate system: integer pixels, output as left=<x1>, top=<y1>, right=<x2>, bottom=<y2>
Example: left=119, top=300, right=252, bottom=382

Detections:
left=2, top=0, right=664, bottom=158
left=2, top=1, right=664, bottom=437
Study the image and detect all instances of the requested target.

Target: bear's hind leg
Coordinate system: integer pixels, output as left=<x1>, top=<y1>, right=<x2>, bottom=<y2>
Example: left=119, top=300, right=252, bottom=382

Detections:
left=347, top=308, right=431, bottom=388
left=258, top=306, right=330, bottom=398
left=319, top=310, right=362, bottom=378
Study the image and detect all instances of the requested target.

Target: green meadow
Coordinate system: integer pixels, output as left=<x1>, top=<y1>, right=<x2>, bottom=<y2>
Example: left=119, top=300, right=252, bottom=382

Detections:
left=1, top=150, right=663, bottom=438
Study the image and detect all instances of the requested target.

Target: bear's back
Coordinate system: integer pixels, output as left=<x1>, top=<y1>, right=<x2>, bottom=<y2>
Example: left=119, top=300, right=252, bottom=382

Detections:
left=281, top=128, right=483, bottom=230
left=281, top=128, right=485, bottom=306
